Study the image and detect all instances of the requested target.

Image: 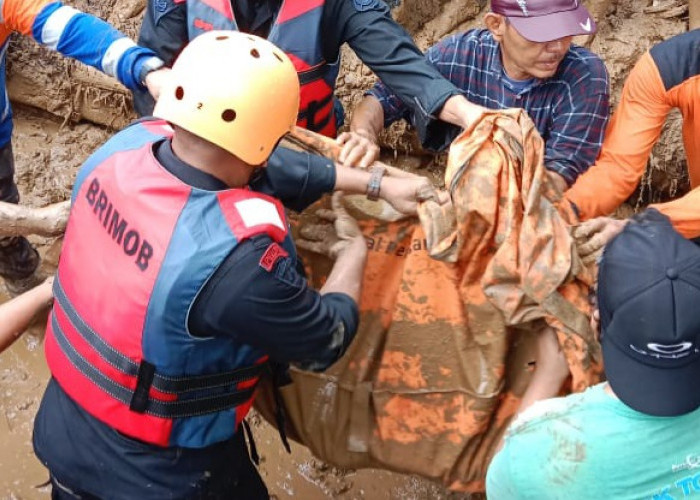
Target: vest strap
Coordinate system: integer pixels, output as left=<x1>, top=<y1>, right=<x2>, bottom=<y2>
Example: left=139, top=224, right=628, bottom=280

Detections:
left=297, top=93, right=333, bottom=133
left=51, top=312, right=259, bottom=418
left=298, top=63, right=328, bottom=86
left=130, top=360, right=156, bottom=413
left=53, top=278, right=266, bottom=395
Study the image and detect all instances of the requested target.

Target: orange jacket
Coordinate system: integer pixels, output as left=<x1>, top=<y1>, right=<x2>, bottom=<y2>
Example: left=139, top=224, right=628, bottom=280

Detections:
left=564, top=31, right=700, bottom=238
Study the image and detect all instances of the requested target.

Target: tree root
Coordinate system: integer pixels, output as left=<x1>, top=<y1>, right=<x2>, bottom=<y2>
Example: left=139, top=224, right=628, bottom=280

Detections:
left=0, top=201, right=70, bottom=237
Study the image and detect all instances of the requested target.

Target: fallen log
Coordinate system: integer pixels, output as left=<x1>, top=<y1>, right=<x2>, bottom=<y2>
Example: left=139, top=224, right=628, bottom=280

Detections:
left=0, top=200, right=70, bottom=237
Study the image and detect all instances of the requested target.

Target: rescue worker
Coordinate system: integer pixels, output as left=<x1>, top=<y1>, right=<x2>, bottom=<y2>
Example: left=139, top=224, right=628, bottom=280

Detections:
left=133, top=0, right=487, bottom=167
left=32, top=31, right=371, bottom=499
left=565, top=30, right=700, bottom=262
left=0, top=0, right=167, bottom=295
left=349, top=0, right=609, bottom=190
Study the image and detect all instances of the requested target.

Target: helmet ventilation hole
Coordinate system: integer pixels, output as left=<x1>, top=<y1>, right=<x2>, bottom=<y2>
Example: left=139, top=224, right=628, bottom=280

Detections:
left=215, top=35, right=229, bottom=40
left=250, top=48, right=260, bottom=58
left=175, top=86, right=184, bottom=100
left=221, top=109, right=237, bottom=122
left=273, top=52, right=283, bottom=63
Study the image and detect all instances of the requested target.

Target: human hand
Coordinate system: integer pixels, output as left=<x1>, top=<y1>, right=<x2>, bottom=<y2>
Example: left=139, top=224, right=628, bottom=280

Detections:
left=380, top=176, right=450, bottom=216
left=439, top=95, right=488, bottom=132
left=336, top=130, right=380, bottom=169
left=144, top=67, right=172, bottom=100
left=573, top=217, right=628, bottom=265
left=34, top=275, right=54, bottom=306
left=297, top=192, right=364, bottom=259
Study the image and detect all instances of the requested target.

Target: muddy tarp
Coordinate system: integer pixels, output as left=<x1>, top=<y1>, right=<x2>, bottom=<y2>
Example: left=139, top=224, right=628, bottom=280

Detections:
left=256, top=110, right=602, bottom=492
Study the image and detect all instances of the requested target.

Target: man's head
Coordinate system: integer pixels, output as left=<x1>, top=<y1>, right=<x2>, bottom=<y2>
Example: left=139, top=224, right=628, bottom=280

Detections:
left=485, top=0, right=596, bottom=80
left=154, top=31, right=300, bottom=166
left=598, top=209, right=700, bottom=417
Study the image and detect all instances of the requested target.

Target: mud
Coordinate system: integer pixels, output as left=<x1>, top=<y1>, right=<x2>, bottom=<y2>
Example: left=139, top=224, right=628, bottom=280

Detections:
left=0, top=0, right=691, bottom=497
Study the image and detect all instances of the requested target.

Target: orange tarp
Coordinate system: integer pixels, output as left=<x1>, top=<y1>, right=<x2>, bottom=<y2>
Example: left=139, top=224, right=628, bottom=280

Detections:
left=257, top=110, right=602, bottom=492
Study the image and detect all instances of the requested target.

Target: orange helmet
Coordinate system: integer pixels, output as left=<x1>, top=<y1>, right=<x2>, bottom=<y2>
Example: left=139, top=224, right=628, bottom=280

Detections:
left=154, top=31, right=300, bottom=165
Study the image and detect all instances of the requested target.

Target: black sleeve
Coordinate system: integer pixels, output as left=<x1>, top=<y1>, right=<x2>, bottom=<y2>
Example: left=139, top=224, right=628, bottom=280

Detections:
left=189, top=235, right=359, bottom=371
left=132, top=0, right=188, bottom=116
left=251, top=146, right=336, bottom=212
left=322, top=0, right=461, bottom=142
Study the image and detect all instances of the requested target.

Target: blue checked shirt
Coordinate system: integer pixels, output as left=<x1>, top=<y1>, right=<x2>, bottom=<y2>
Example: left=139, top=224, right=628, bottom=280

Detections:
left=368, top=29, right=610, bottom=185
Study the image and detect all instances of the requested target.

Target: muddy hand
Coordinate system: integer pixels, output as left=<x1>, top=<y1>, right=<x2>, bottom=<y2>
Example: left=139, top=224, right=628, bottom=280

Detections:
left=145, top=67, right=172, bottom=100
left=296, top=193, right=363, bottom=258
left=330, top=192, right=363, bottom=257
left=296, top=208, right=338, bottom=258
left=336, top=131, right=380, bottom=169
left=381, top=176, right=448, bottom=216
left=573, top=217, right=628, bottom=265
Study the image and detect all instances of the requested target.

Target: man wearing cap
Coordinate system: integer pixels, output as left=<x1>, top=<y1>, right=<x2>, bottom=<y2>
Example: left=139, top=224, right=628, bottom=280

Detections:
left=350, top=0, right=610, bottom=190
left=486, top=208, right=700, bottom=499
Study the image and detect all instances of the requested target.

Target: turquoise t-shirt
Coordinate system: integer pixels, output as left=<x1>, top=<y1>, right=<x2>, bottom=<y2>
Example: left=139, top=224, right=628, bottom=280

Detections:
left=486, top=383, right=700, bottom=499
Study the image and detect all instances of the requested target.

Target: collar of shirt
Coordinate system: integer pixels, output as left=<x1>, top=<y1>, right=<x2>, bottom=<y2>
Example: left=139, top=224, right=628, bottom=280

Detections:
left=232, top=0, right=283, bottom=37
left=486, top=43, right=544, bottom=96
left=155, top=139, right=229, bottom=191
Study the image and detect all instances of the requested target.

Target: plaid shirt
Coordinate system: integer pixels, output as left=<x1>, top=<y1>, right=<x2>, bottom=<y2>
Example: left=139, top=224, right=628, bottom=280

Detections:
left=368, top=29, right=610, bottom=185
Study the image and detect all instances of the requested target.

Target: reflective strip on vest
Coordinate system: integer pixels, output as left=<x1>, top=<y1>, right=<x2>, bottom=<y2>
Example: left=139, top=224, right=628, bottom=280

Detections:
left=52, top=277, right=267, bottom=396
left=50, top=302, right=261, bottom=418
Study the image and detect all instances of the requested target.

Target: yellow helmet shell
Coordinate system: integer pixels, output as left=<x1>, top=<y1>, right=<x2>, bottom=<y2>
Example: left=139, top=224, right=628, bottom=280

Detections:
left=154, top=31, right=300, bottom=165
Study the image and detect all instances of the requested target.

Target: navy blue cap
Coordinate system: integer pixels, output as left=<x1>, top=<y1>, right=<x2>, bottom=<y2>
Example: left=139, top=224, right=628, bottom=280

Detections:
left=598, top=209, right=700, bottom=417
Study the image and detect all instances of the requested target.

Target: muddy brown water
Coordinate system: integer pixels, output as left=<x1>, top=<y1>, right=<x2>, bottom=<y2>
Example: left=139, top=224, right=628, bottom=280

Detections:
left=0, top=107, right=464, bottom=499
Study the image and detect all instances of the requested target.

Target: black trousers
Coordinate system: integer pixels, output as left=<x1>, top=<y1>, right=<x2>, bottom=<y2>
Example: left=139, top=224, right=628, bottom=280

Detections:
left=47, top=430, right=269, bottom=500
left=0, top=141, right=18, bottom=204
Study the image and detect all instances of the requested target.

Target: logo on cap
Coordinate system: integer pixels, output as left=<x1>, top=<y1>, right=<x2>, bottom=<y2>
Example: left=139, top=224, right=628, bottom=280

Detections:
left=579, top=17, right=592, bottom=32
left=516, top=0, right=529, bottom=15
left=630, top=342, right=696, bottom=359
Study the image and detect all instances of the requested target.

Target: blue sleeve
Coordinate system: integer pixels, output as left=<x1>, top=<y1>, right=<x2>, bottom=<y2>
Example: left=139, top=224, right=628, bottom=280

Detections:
left=366, top=81, right=411, bottom=127
left=367, top=36, right=465, bottom=151
left=189, top=235, right=359, bottom=371
left=544, top=53, right=610, bottom=185
left=31, top=2, right=161, bottom=90
left=133, top=0, right=188, bottom=115
left=251, top=146, right=336, bottom=212
left=324, top=0, right=460, bottom=144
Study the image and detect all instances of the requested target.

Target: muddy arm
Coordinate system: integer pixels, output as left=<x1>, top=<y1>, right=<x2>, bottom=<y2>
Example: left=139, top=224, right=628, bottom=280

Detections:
left=0, top=201, right=70, bottom=238
left=0, top=277, right=53, bottom=353
left=284, top=127, right=418, bottom=179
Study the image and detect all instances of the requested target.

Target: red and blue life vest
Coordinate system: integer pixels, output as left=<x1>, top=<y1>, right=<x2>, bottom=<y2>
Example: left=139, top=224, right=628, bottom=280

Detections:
left=186, top=0, right=339, bottom=137
left=45, top=119, right=294, bottom=448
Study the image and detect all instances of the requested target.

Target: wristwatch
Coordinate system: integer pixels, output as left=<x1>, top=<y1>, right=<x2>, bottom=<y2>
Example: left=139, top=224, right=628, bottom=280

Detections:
left=139, top=57, right=166, bottom=87
left=366, top=165, right=386, bottom=201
